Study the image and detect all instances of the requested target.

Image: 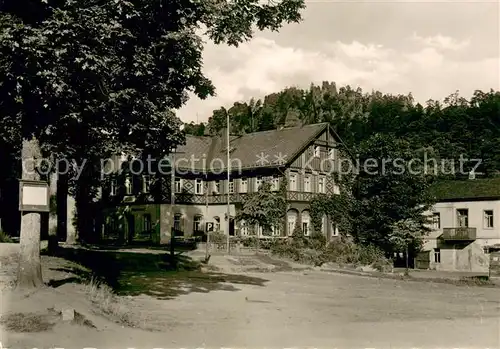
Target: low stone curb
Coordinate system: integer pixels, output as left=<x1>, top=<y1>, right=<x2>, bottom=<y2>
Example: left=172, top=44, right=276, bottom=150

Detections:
left=318, top=266, right=500, bottom=287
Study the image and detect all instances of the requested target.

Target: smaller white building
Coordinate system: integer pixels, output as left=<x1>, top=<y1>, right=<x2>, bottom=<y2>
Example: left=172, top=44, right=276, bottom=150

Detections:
left=421, top=178, right=500, bottom=272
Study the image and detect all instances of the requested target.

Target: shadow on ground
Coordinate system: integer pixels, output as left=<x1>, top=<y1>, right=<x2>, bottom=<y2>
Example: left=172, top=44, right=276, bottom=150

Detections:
left=48, top=246, right=268, bottom=299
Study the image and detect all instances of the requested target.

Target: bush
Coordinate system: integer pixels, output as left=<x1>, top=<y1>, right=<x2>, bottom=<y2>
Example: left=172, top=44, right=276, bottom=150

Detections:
left=209, top=231, right=226, bottom=244
left=0, top=231, right=13, bottom=243
left=308, top=232, right=326, bottom=250
left=270, top=235, right=389, bottom=269
left=239, top=236, right=258, bottom=247
left=259, top=238, right=276, bottom=250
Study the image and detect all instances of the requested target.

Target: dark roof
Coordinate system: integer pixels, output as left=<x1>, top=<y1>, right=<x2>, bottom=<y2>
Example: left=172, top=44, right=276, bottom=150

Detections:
left=429, top=177, right=500, bottom=202
left=175, top=123, right=334, bottom=172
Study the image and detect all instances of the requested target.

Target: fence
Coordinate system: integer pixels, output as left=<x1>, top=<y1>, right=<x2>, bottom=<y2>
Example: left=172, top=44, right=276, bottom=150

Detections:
left=204, top=236, right=288, bottom=255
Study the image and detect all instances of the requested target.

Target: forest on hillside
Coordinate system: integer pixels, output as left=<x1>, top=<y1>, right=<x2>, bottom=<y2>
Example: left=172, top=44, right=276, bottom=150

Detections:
left=184, top=82, right=500, bottom=178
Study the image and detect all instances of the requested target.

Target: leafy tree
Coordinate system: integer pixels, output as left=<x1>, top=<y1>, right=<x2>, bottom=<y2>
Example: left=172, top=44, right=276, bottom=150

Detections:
left=389, top=218, right=426, bottom=272
left=0, top=0, right=306, bottom=288
left=236, top=180, right=287, bottom=250
left=349, top=133, right=434, bottom=254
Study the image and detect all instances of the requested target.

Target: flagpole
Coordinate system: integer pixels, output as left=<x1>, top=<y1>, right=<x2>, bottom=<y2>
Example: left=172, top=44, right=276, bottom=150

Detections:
left=226, top=112, right=230, bottom=254
left=170, top=146, right=176, bottom=267
left=205, top=174, right=209, bottom=260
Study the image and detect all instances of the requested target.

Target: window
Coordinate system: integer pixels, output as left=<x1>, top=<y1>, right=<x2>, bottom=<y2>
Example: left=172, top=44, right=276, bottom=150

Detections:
left=302, top=222, right=309, bottom=236
left=271, top=224, right=281, bottom=236
left=174, top=213, right=182, bottom=231
left=271, top=175, right=279, bottom=191
left=314, top=146, right=320, bottom=157
left=331, top=223, right=339, bottom=236
left=143, top=214, right=152, bottom=231
left=257, top=224, right=263, bottom=237
left=318, top=177, right=325, bottom=193
left=212, top=181, right=220, bottom=194
left=434, top=248, right=441, bottom=263
left=432, top=212, right=440, bottom=229
left=255, top=176, right=262, bottom=190
left=142, top=175, right=151, bottom=193
left=328, top=148, right=334, bottom=160
left=287, top=212, right=297, bottom=236
left=125, top=176, right=132, bottom=195
left=304, top=175, right=311, bottom=192
left=175, top=178, right=183, bottom=193
left=240, top=220, right=249, bottom=236
left=289, top=173, right=297, bottom=191
left=240, top=178, right=248, bottom=193
left=110, top=179, right=117, bottom=196
left=321, top=215, right=327, bottom=235
left=301, top=211, right=310, bottom=236
left=228, top=179, right=234, bottom=193
left=457, top=209, right=469, bottom=227
left=193, top=215, right=203, bottom=232
left=484, top=210, right=494, bottom=228
left=195, top=179, right=203, bottom=194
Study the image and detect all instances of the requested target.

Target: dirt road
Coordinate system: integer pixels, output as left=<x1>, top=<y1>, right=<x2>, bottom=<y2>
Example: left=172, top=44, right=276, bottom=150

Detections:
left=3, top=262, right=500, bottom=349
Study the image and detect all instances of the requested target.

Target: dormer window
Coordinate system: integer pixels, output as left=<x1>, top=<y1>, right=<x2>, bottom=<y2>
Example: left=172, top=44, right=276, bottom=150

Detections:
left=328, top=148, right=334, bottom=160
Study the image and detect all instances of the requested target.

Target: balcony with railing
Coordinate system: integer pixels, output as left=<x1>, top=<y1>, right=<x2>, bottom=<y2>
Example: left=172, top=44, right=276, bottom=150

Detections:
left=440, top=227, right=477, bottom=241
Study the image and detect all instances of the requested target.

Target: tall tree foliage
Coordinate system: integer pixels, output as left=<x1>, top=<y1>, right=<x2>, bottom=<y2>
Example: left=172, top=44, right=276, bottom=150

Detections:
left=346, top=134, right=433, bottom=254
left=0, top=0, right=306, bottom=287
left=205, top=83, right=500, bottom=177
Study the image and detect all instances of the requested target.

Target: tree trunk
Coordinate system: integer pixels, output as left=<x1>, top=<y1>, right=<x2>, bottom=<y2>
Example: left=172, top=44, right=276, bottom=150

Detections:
left=75, top=189, right=92, bottom=244
left=47, top=212, right=58, bottom=255
left=56, top=172, right=68, bottom=244
left=66, top=194, right=78, bottom=244
left=16, top=138, right=44, bottom=289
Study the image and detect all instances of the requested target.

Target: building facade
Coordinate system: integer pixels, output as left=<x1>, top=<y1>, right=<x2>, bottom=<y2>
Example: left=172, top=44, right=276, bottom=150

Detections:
left=99, top=123, right=345, bottom=244
left=421, top=179, right=500, bottom=272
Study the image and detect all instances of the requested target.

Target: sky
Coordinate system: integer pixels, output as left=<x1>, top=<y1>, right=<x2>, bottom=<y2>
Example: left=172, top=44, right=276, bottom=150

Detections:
left=176, top=0, right=500, bottom=123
